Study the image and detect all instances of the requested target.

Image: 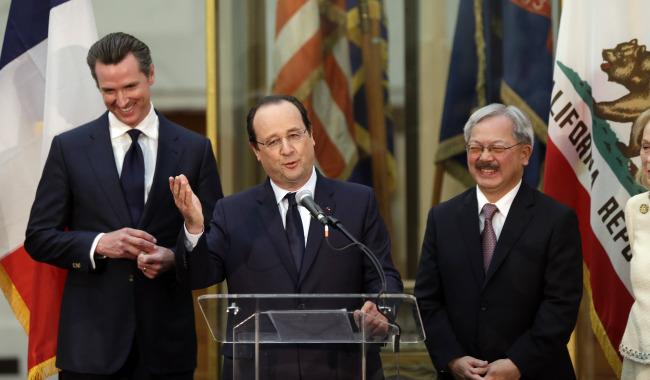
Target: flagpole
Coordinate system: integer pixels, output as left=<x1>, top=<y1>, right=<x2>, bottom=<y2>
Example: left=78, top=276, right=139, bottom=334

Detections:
left=206, top=0, right=219, bottom=157
left=431, top=162, right=445, bottom=207
left=204, top=0, right=219, bottom=378
left=359, top=0, right=391, bottom=225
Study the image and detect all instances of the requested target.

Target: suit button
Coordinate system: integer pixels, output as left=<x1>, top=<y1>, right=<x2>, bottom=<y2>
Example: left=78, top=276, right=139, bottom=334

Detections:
left=297, top=303, right=305, bottom=310
left=129, top=275, right=134, bottom=282
left=480, top=304, right=488, bottom=311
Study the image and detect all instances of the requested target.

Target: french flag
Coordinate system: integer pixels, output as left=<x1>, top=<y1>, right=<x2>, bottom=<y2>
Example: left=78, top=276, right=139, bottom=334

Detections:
left=0, top=0, right=103, bottom=378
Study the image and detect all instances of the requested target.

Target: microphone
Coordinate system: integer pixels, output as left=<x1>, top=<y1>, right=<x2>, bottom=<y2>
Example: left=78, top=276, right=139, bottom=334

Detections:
left=295, top=189, right=328, bottom=225
left=296, top=189, right=388, bottom=294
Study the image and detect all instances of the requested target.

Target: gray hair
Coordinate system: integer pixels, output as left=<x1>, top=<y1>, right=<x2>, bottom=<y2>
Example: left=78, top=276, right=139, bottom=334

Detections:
left=463, top=103, right=535, bottom=147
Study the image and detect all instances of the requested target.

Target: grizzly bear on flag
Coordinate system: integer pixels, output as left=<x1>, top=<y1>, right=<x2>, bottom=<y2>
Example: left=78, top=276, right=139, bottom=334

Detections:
left=594, top=39, right=650, bottom=159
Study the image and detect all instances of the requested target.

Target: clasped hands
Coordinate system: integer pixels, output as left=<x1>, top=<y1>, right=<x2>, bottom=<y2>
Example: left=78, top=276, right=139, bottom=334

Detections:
left=93, top=174, right=202, bottom=279
left=95, top=227, right=174, bottom=279
left=448, top=356, right=521, bottom=380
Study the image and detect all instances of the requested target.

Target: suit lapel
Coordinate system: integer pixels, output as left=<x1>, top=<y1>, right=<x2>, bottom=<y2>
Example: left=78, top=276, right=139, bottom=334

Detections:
left=85, top=113, right=132, bottom=227
left=256, top=179, right=300, bottom=285
left=139, top=114, right=181, bottom=228
left=484, top=184, right=534, bottom=284
left=299, top=173, right=330, bottom=285
left=459, top=188, right=485, bottom=286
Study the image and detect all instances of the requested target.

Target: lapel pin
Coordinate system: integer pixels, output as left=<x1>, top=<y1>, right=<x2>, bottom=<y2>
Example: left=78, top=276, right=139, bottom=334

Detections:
left=641, top=204, right=649, bottom=214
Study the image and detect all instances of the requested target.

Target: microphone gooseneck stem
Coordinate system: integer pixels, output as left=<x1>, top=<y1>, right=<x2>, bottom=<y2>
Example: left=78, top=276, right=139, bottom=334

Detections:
left=324, top=216, right=387, bottom=294
left=324, top=215, right=399, bottom=353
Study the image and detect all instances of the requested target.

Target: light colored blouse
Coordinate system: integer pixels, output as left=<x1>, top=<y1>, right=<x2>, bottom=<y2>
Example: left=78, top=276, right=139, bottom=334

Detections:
left=620, top=192, right=650, bottom=363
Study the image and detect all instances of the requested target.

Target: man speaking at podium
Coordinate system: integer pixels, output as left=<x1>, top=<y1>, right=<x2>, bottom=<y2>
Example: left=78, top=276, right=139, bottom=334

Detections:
left=170, top=94, right=402, bottom=379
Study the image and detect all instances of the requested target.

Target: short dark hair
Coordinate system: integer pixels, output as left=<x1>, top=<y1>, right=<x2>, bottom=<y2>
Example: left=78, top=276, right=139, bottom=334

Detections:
left=246, top=95, right=312, bottom=149
left=86, top=32, right=152, bottom=85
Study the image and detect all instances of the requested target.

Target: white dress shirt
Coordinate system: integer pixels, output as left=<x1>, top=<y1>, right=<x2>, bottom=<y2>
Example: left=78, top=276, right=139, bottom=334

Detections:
left=476, top=180, right=522, bottom=239
left=90, top=104, right=159, bottom=267
left=108, top=104, right=159, bottom=200
left=270, top=167, right=317, bottom=245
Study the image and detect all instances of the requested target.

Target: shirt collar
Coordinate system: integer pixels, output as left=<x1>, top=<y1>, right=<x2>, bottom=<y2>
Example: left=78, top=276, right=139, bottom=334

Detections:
left=271, top=167, right=318, bottom=205
left=108, top=102, right=159, bottom=140
left=476, top=180, right=522, bottom=217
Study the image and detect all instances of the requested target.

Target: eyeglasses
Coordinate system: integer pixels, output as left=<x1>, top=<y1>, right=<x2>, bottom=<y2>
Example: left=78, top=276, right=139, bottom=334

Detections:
left=466, top=142, right=523, bottom=156
left=256, top=129, right=309, bottom=150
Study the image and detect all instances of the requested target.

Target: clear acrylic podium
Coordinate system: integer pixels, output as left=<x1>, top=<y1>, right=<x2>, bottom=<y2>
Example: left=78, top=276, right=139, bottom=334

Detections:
left=198, top=293, right=425, bottom=379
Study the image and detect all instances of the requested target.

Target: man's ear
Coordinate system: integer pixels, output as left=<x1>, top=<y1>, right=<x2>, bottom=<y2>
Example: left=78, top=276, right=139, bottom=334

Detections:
left=521, top=144, right=533, bottom=166
left=249, top=142, right=261, bottom=161
left=149, top=64, right=155, bottom=85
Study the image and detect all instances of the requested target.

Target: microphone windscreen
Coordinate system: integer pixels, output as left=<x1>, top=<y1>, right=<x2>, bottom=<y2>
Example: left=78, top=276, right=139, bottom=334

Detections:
left=296, top=189, right=313, bottom=204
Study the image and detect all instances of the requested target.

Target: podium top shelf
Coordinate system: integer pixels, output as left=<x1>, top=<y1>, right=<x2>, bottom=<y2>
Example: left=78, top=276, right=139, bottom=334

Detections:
left=197, top=293, right=425, bottom=344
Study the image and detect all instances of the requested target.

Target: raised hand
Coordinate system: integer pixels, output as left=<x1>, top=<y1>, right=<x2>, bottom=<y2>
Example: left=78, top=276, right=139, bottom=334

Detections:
left=169, top=174, right=204, bottom=234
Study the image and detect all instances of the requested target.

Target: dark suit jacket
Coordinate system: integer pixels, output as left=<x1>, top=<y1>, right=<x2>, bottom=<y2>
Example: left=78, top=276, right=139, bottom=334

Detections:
left=175, top=171, right=402, bottom=379
left=24, top=110, right=223, bottom=375
left=414, top=183, right=582, bottom=380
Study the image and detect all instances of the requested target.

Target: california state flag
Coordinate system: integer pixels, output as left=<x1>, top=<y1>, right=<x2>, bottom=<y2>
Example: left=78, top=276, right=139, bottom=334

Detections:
left=544, top=1, right=650, bottom=376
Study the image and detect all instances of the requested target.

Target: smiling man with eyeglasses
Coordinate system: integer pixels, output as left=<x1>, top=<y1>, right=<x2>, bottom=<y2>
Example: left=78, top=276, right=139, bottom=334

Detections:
left=466, top=142, right=523, bottom=157
left=415, top=103, right=583, bottom=380
left=464, top=107, right=531, bottom=203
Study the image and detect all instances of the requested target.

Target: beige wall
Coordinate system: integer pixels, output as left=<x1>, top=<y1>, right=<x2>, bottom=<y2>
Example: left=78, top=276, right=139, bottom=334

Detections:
left=418, top=0, right=467, bottom=247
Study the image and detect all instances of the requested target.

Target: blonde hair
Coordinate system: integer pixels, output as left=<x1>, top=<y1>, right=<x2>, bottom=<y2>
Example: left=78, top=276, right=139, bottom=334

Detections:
left=633, top=108, right=650, bottom=189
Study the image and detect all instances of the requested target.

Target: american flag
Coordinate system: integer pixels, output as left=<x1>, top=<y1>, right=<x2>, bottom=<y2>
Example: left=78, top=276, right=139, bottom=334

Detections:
left=272, top=0, right=394, bottom=191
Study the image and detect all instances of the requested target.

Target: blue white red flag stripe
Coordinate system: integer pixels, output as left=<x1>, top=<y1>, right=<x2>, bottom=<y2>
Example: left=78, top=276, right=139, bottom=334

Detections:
left=0, top=0, right=103, bottom=378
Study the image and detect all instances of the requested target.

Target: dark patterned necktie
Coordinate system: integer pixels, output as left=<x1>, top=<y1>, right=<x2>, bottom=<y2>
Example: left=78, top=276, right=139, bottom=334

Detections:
left=121, top=129, right=145, bottom=226
left=285, top=192, right=305, bottom=271
left=481, top=203, right=498, bottom=273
